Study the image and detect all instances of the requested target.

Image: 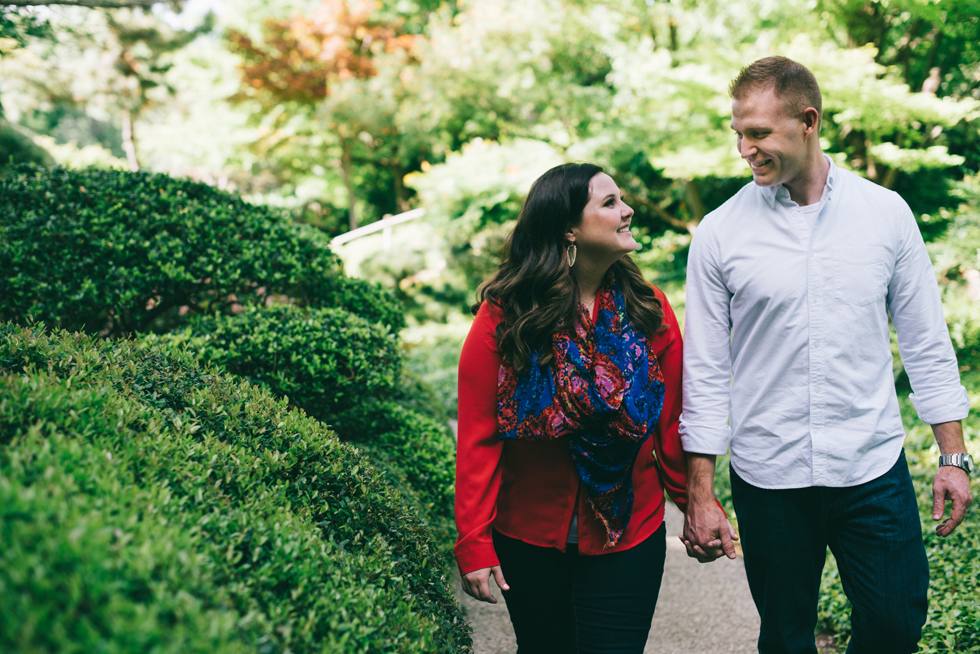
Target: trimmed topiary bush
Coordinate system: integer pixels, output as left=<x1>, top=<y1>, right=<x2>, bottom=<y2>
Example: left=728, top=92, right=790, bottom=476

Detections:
left=0, top=164, right=403, bottom=335
left=330, top=400, right=457, bottom=551
left=0, top=321, right=470, bottom=653
left=148, top=304, right=402, bottom=417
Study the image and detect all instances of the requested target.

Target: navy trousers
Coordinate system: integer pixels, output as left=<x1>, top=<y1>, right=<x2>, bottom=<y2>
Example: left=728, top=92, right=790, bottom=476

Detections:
left=730, top=450, right=929, bottom=654
left=492, top=523, right=666, bottom=654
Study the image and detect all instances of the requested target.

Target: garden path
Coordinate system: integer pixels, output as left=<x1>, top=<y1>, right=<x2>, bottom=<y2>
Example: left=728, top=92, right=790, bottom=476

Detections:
left=454, top=501, right=761, bottom=653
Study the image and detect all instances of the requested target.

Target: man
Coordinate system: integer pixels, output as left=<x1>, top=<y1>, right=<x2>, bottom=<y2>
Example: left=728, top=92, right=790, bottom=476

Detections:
left=679, top=56, right=974, bottom=654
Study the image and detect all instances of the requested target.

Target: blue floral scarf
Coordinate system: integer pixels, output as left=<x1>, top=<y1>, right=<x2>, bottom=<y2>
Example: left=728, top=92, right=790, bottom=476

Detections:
left=497, top=276, right=666, bottom=548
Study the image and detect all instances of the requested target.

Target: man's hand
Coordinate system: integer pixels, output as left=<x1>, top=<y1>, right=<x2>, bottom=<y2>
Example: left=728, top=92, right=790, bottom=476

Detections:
left=933, top=465, right=973, bottom=537
left=930, top=421, right=974, bottom=538
left=461, top=565, right=510, bottom=603
left=682, top=497, right=738, bottom=562
left=682, top=452, right=738, bottom=562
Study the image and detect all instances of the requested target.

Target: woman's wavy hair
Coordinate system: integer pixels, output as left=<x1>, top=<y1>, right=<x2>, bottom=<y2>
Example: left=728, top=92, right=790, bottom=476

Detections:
left=476, top=162, right=664, bottom=373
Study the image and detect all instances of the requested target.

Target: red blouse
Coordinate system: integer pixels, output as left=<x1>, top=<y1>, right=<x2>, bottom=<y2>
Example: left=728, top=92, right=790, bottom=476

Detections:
left=453, top=287, right=688, bottom=575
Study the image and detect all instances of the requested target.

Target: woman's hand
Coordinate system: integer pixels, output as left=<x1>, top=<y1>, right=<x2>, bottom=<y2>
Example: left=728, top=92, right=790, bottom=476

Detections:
left=461, top=565, right=510, bottom=603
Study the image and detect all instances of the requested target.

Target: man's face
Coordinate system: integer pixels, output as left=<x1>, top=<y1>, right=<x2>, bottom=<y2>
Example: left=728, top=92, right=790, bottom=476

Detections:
left=730, top=87, right=811, bottom=189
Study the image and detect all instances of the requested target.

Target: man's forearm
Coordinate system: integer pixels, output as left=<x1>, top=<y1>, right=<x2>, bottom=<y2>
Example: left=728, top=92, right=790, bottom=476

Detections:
left=932, top=421, right=966, bottom=455
left=687, top=452, right=719, bottom=503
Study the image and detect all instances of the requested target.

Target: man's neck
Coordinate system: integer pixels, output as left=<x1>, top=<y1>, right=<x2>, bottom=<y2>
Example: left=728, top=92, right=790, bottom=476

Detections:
left=785, top=152, right=830, bottom=207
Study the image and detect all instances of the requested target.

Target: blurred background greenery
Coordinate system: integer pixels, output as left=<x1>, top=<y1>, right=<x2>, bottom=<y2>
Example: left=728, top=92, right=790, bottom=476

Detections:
left=2, top=0, right=979, bottom=650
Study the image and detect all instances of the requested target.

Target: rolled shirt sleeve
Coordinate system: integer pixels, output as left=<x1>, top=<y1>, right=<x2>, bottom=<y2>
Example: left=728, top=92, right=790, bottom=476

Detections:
left=887, top=204, right=970, bottom=425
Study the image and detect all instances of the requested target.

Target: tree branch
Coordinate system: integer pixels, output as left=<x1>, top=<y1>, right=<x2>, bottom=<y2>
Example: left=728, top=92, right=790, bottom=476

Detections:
left=7, top=0, right=161, bottom=7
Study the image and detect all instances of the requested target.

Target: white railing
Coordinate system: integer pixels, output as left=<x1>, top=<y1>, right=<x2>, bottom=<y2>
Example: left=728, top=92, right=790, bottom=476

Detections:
left=331, top=208, right=426, bottom=249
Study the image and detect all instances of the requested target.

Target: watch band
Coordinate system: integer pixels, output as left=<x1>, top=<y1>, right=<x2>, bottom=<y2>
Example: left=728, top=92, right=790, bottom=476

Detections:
left=939, top=453, right=975, bottom=474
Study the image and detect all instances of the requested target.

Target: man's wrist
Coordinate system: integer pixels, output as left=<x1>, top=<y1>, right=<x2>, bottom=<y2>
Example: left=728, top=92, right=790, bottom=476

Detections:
left=686, top=452, right=718, bottom=502
left=938, top=452, right=974, bottom=475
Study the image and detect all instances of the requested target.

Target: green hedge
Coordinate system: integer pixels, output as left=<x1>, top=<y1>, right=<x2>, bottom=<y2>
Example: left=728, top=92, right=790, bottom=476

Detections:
left=148, top=304, right=402, bottom=417
left=330, top=401, right=457, bottom=551
left=145, top=306, right=457, bottom=548
left=0, top=322, right=470, bottom=653
left=0, top=165, right=403, bottom=336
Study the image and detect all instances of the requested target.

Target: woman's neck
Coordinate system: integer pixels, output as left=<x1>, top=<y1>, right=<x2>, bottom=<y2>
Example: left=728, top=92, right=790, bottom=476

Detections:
left=572, top=260, right=610, bottom=307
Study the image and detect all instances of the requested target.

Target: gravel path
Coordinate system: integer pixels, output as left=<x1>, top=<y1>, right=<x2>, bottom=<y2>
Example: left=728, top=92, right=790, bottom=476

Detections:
left=454, top=502, right=760, bottom=654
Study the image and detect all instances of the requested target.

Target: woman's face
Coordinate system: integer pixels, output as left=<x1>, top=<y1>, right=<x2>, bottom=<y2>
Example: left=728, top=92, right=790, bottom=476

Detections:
left=566, top=173, right=636, bottom=264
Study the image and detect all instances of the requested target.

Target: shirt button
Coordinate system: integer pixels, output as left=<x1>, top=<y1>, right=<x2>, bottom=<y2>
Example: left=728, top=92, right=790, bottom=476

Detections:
left=813, top=340, right=821, bottom=348
left=814, top=386, right=822, bottom=394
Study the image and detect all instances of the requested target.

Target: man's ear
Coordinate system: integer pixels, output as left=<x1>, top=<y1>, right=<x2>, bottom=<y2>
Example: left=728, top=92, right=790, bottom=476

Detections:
left=802, top=107, right=820, bottom=138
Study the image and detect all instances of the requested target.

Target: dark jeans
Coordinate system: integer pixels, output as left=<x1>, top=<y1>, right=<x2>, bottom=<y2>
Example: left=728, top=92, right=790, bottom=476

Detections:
left=730, top=450, right=929, bottom=654
left=492, top=523, right=666, bottom=654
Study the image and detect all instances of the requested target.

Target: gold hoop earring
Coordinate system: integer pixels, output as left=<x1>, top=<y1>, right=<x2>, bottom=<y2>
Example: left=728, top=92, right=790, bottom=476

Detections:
left=566, top=244, right=577, bottom=267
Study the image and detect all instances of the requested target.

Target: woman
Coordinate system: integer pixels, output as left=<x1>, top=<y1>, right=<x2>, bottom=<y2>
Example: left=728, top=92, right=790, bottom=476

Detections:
left=454, top=162, right=689, bottom=653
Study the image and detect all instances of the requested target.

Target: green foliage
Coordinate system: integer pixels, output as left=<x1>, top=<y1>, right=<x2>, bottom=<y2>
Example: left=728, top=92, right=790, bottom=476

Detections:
left=0, top=321, right=471, bottom=653
left=353, top=138, right=565, bottom=320
left=149, top=303, right=402, bottom=418
left=400, top=320, right=470, bottom=419
left=0, top=118, right=55, bottom=167
left=330, top=400, right=457, bottom=555
left=142, top=305, right=457, bottom=554
left=0, top=7, right=50, bottom=55
left=0, top=165, right=403, bottom=336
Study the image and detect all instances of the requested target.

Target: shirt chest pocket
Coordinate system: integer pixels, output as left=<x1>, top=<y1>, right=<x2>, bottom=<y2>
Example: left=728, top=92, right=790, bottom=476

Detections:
left=833, top=246, right=888, bottom=306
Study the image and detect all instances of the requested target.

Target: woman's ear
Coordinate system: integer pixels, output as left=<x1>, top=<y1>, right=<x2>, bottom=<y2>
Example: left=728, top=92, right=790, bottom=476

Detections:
left=565, top=227, right=577, bottom=244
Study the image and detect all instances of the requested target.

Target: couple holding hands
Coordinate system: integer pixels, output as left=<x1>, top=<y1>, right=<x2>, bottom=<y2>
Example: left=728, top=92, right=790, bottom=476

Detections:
left=453, top=56, right=974, bottom=654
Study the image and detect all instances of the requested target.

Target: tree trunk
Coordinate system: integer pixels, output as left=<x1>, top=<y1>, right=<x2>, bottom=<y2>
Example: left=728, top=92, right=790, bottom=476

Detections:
left=864, top=138, right=878, bottom=182
left=684, top=178, right=706, bottom=223
left=392, top=162, right=410, bottom=213
left=340, top=143, right=357, bottom=231
left=121, top=109, right=140, bottom=172
left=881, top=167, right=899, bottom=190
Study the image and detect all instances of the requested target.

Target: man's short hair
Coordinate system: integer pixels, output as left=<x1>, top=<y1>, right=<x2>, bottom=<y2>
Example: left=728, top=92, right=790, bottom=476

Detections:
left=729, top=56, right=822, bottom=121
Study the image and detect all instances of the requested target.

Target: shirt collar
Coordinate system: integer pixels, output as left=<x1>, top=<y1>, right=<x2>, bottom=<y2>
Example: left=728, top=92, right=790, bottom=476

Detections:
left=760, top=154, right=837, bottom=209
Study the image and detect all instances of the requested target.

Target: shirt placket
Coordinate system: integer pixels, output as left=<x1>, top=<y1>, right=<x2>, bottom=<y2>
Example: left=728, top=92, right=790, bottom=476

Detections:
left=806, top=197, right=831, bottom=486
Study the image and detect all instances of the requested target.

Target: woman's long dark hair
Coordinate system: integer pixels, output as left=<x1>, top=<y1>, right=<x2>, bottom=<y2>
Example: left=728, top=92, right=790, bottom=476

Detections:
left=476, top=162, right=664, bottom=373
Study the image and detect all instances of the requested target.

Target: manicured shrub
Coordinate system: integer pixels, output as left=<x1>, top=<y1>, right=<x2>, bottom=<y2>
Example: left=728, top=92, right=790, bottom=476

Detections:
left=0, top=164, right=403, bottom=336
left=0, top=322, right=470, bottom=653
left=330, top=400, right=457, bottom=551
left=148, top=304, right=402, bottom=417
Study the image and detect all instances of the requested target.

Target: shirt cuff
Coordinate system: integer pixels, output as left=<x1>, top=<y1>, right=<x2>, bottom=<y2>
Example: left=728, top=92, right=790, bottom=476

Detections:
left=678, top=423, right=732, bottom=456
left=909, top=386, right=971, bottom=425
left=454, top=542, right=500, bottom=577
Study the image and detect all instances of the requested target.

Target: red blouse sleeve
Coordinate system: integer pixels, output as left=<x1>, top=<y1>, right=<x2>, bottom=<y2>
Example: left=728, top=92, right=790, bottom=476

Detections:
left=648, top=288, right=689, bottom=511
left=453, top=302, right=505, bottom=575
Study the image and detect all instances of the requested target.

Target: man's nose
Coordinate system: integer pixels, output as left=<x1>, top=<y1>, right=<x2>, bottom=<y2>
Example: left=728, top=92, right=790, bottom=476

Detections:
left=739, top=138, right=756, bottom=158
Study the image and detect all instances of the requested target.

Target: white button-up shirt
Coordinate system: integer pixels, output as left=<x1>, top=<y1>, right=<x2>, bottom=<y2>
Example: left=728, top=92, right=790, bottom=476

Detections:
left=680, top=157, right=970, bottom=488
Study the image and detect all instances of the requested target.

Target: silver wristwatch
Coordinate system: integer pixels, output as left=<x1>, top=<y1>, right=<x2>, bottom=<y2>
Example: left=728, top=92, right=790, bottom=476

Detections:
left=939, top=453, right=975, bottom=475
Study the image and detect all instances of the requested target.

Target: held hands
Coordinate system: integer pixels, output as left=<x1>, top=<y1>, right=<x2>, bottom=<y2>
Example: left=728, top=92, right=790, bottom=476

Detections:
left=681, top=497, right=739, bottom=563
left=933, top=466, right=973, bottom=537
left=461, top=565, right=510, bottom=604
